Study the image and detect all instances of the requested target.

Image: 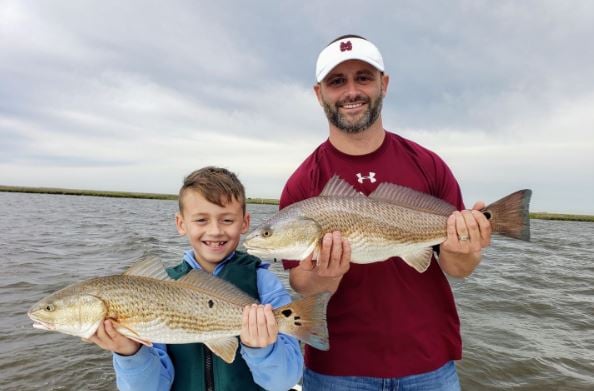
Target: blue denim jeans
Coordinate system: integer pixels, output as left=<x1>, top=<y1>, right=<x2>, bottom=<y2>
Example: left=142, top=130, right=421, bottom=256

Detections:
left=303, top=361, right=461, bottom=391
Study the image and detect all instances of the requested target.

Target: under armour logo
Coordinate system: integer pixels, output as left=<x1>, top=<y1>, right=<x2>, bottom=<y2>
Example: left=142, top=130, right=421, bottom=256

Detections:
left=356, top=172, right=376, bottom=183
left=340, top=41, right=352, bottom=52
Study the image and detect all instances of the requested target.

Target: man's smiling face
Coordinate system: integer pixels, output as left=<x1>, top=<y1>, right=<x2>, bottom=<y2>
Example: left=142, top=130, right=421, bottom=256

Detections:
left=316, top=59, right=387, bottom=134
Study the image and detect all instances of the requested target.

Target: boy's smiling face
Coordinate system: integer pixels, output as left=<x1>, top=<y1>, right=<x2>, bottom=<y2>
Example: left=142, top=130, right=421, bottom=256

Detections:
left=176, top=189, right=249, bottom=273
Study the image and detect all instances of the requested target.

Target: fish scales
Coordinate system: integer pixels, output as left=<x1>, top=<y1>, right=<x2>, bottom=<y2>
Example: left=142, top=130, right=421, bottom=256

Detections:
left=302, top=196, right=447, bottom=239
left=29, top=258, right=331, bottom=364
left=243, top=176, right=532, bottom=272
left=82, top=276, right=246, bottom=341
left=299, top=196, right=448, bottom=258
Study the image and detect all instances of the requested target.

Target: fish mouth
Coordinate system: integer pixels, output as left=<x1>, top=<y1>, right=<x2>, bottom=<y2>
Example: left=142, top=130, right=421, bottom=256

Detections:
left=243, top=245, right=266, bottom=254
left=242, top=242, right=256, bottom=250
left=242, top=244, right=273, bottom=257
left=242, top=241, right=268, bottom=252
left=27, top=310, right=55, bottom=331
left=32, top=321, right=54, bottom=331
left=28, top=316, right=55, bottom=331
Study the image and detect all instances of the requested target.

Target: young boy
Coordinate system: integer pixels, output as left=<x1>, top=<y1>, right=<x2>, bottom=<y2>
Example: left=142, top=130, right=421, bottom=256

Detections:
left=88, top=166, right=303, bottom=390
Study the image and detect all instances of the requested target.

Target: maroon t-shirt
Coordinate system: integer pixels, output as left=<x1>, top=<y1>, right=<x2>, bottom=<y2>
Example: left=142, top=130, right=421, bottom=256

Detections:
left=280, top=131, right=465, bottom=377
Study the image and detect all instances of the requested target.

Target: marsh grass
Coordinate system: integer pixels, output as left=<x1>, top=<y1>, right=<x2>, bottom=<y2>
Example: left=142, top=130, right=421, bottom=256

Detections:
left=4, top=185, right=594, bottom=219
left=0, top=185, right=278, bottom=205
left=529, top=212, right=594, bottom=222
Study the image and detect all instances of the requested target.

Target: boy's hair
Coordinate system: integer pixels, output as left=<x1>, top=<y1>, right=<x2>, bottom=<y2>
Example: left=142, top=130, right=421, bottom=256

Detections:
left=178, top=166, right=246, bottom=214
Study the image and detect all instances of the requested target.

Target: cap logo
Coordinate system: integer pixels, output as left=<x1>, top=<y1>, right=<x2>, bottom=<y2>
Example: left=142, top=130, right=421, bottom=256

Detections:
left=339, top=41, right=352, bottom=52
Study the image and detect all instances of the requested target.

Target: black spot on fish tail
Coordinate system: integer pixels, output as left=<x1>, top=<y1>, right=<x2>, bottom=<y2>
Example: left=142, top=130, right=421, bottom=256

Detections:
left=274, top=292, right=331, bottom=351
left=208, top=300, right=214, bottom=308
left=484, top=189, right=532, bottom=241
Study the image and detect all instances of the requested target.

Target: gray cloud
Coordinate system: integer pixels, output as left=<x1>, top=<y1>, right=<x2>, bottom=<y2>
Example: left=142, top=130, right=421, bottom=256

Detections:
left=1, top=0, right=593, bottom=213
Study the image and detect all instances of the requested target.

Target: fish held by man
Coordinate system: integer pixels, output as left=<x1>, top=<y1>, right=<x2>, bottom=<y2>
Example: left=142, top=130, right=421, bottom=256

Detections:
left=27, top=257, right=330, bottom=363
left=243, top=175, right=532, bottom=273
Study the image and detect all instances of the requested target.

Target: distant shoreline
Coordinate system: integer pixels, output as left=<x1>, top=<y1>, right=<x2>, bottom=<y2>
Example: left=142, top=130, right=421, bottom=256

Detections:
left=0, top=185, right=279, bottom=206
left=2, top=185, right=593, bottom=221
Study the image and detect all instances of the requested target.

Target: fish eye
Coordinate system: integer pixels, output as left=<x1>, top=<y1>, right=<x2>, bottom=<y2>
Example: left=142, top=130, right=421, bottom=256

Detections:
left=45, top=304, right=55, bottom=312
left=262, top=229, right=272, bottom=238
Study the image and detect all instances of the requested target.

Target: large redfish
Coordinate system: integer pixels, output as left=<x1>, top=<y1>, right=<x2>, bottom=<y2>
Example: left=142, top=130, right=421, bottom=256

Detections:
left=243, top=176, right=531, bottom=272
left=28, top=257, right=330, bottom=363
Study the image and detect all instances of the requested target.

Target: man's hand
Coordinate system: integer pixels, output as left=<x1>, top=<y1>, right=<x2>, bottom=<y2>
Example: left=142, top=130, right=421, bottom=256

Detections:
left=240, top=304, right=278, bottom=348
left=85, top=319, right=141, bottom=356
left=302, top=231, right=351, bottom=278
left=290, top=231, right=351, bottom=296
left=439, top=201, right=492, bottom=278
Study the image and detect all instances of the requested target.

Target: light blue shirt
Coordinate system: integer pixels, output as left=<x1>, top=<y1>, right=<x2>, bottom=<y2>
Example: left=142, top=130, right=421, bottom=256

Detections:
left=112, top=250, right=303, bottom=391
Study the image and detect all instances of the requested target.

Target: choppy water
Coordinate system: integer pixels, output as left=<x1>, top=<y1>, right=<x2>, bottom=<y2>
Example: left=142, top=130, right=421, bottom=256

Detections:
left=0, top=192, right=592, bottom=390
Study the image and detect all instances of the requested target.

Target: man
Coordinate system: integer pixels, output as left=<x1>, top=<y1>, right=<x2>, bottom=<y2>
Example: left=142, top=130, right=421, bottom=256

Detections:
left=280, top=35, right=492, bottom=390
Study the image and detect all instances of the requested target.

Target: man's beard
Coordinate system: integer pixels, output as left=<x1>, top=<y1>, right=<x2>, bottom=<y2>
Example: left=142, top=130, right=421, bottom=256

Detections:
left=322, top=91, right=383, bottom=134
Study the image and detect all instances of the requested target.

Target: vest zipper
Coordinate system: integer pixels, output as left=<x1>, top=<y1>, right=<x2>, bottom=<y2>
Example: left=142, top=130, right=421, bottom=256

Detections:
left=204, top=345, right=215, bottom=391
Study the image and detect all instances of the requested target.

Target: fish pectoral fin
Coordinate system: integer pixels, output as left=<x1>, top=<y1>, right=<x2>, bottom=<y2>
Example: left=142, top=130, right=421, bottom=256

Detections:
left=400, top=247, right=434, bottom=273
left=126, top=335, right=153, bottom=347
left=80, top=319, right=104, bottom=340
left=299, top=240, right=320, bottom=262
left=111, top=321, right=153, bottom=347
left=204, top=337, right=238, bottom=364
left=310, top=246, right=320, bottom=262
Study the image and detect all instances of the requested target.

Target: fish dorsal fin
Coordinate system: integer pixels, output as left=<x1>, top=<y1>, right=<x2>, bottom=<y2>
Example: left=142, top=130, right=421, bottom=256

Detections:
left=123, top=256, right=172, bottom=281
left=400, top=247, right=434, bottom=273
left=320, top=175, right=364, bottom=198
left=369, top=183, right=456, bottom=216
left=204, top=337, right=239, bottom=363
left=178, top=270, right=256, bottom=307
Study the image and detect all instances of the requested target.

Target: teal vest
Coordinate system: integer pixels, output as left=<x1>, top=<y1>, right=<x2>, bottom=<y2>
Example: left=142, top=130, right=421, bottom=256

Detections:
left=165, top=252, right=266, bottom=391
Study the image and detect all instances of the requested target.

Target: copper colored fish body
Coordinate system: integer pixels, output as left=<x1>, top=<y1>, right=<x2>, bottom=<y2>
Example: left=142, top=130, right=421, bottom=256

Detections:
left=243, top=176, right=532, bottom=272
left=28, top=258, right=330, bottom=363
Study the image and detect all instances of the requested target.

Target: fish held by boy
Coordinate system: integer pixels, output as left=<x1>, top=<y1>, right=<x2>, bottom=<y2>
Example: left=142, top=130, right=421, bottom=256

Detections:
left=243, top=175, right=532, bottom=273
left=27, top=257, right=330, bottom=364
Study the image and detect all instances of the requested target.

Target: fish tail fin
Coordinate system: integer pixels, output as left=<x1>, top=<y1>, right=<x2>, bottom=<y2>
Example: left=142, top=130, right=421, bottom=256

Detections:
left=483, top=189, right=532, bottom=241
left=274, top=292, right=331, bottom=351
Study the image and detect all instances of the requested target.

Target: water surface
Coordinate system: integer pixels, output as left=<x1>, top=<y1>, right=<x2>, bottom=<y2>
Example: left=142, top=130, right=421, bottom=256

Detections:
left=0, top=192, right=592, bottom=390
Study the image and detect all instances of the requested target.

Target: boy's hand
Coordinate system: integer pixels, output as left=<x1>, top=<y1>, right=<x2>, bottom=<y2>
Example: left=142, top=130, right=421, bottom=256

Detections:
left=240, top=304, right=278, bottom=348
left=85, top=319, right=141, bottom=356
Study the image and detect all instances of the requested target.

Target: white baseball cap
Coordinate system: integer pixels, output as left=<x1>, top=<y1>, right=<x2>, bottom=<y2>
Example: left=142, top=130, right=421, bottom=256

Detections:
left=315, top=37, right=384, bottom=82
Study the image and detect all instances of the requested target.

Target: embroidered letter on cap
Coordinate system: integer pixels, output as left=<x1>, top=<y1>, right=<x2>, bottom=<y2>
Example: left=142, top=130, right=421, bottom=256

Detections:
left=340, top=41, right=352, bottom=52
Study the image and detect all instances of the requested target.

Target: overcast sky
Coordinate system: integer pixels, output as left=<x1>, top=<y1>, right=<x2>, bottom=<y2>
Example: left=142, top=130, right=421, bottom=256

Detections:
left=1, top=0, right=593, bottom=214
